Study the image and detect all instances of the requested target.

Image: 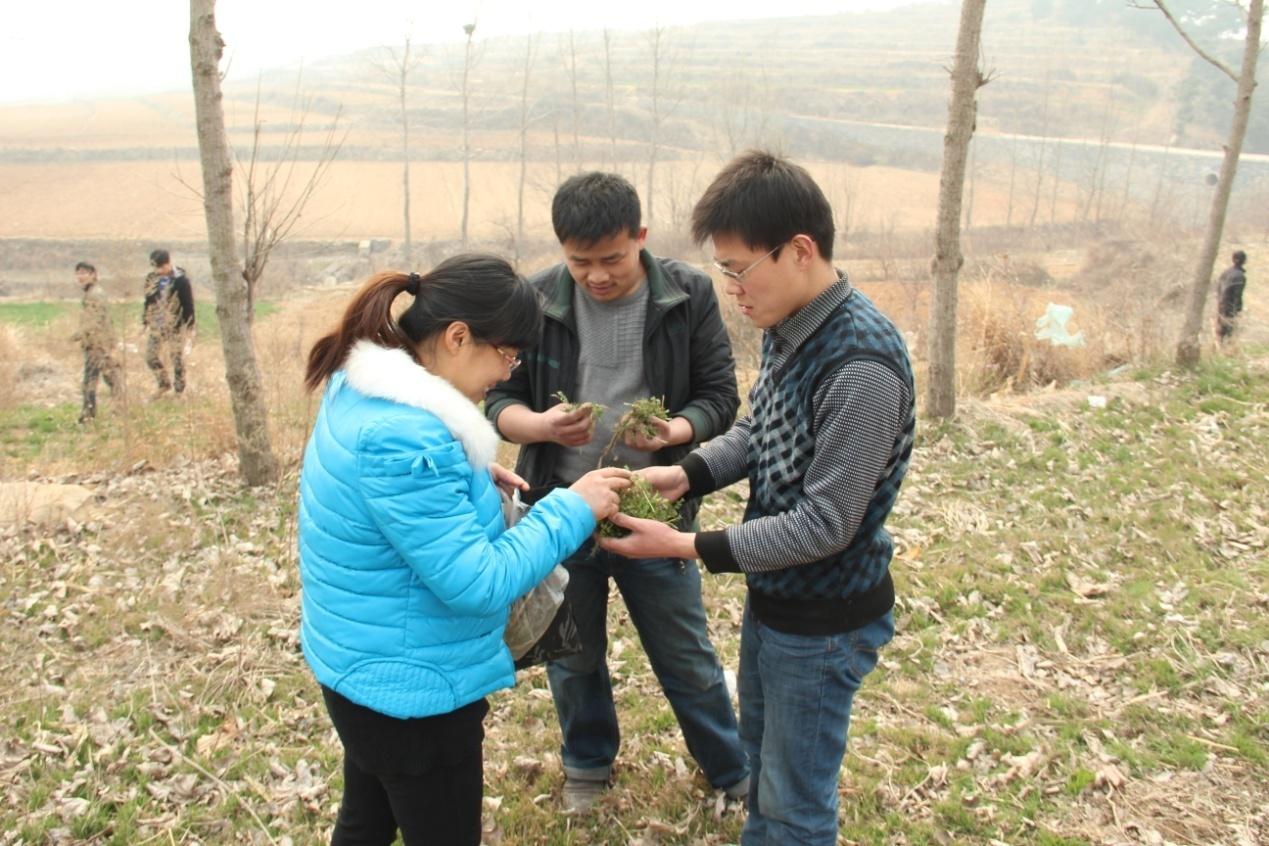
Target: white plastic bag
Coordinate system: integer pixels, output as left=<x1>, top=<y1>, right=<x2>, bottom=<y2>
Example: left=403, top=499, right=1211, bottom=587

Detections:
left=501, top=489, right=571, bottom=660
left=1034, top=303, right=1085, bottom=348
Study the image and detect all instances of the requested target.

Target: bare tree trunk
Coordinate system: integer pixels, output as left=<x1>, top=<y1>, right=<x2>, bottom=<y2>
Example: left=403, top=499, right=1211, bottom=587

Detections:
left=1028, top=69, right=1051, bottom=227
left=565, top=30, right=582, bottom=170
left=553, top=114, right=563, bottom=186
left=460, top=23, right=477, bottom=247
left=646, top=27, right=666, bottom=230
left=1092, top=102, right=1115, bottom=225
left=928, top=0, right=990, bottom=420
left=516, top=36, right=537, bottom=264
left=1119, top=122, right=1140, bottom=223
left=1006, top=140, right=1019, bottom=228
left=189, top=0, right=278, bottom=485
left=603, top=29, right=618, bottom=170
left=963, top=137, right=976, bottom=232
left=238, top=76, right=341, bottom=318
left=398, top=38, right=413, bottom=265
left=1158, top=0, right=1263, bottom=366
left=1048, top=134, right=1064, bottom=225
left=1148, top=134, right=1175, bottom=226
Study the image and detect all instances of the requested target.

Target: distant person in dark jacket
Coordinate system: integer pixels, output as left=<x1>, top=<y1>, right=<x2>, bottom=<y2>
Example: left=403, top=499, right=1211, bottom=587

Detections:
left=484, top=172, right=749, bottom=812
left=1216, top=250, right=1247, bottom=347
left=71, top=261, right=120, bottom=423
left=601, top=152, right=915, bottom=846
left=142, top=248, right=196, bottom=395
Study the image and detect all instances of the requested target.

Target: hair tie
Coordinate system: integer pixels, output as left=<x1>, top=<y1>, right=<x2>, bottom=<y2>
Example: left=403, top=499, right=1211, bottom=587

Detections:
left=406, top=272, right=421, bottom=296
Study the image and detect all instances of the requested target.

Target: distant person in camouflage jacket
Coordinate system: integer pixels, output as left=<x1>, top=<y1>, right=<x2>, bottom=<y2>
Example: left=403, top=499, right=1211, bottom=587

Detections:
left=1216, top=250, right=1247, bottom=347
left=72, top=261, right=120, bottom=423
left=142, top=248, right=196, bottom=395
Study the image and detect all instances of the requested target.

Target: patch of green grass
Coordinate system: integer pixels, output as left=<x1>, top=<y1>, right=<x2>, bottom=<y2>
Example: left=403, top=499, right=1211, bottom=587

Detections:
left=1037, top=832, right=1093, bottom=846
left=1065, top=766, right=1096, bottom=795
left=1148, top=733, right=1209, bottom=771
left=0, top=301, right=69, bottom=326
left=0, top=299, right=278, bottom=332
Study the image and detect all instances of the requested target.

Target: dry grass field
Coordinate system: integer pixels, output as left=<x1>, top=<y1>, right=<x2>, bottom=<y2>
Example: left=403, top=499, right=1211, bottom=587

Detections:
left=0, top=153, right=1044, bottom=244
left=2, top=21, right=1267, bottom=839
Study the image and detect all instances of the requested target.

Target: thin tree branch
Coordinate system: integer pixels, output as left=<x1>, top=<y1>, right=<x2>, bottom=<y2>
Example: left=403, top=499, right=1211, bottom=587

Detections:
left=1137, top=0, right=1239, bottom=81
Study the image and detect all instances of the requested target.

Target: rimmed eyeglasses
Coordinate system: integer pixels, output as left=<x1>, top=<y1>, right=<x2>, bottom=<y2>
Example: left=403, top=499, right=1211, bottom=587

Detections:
left=712, top=244, right=782, bottom=283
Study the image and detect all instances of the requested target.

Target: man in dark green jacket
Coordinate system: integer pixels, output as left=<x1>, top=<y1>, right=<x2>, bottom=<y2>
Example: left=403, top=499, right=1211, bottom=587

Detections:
left=485, top=172, right=748, bottom=811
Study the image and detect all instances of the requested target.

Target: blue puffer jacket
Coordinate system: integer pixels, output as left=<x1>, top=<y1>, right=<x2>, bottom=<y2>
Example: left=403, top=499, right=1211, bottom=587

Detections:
left=298, top=341, right=596, bottom=719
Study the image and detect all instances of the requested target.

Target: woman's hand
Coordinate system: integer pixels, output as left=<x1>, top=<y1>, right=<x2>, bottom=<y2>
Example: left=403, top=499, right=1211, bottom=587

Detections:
left=568, top=467, right=631, bottom=521
left=489, top=463, right=529, bottom=498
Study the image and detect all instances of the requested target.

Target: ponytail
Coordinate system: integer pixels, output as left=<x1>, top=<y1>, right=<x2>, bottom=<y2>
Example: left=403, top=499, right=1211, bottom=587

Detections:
left=304, top=254, right=544, bottom=392
left=304, top=272, right=415, bottom=392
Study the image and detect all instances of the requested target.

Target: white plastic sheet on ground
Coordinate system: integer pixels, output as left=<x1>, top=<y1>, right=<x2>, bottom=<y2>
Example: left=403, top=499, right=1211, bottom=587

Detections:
left=1034, top=302, right=1085, bottom=348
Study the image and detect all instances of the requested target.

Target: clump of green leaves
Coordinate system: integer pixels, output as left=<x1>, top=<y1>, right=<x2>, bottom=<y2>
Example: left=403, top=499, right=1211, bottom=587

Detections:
left=597, top=472, right=679, bottom=538
left=552, top=390, right=606, bottom=424
left=597, top=396, right=671, bottom=465
left=613, top=396, right=670, bottom=441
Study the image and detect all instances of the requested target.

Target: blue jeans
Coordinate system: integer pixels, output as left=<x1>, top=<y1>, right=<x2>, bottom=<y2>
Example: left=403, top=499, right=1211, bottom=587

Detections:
left=546, top=542, right=748, bottom=790
left=738, top=601, right=894, bottom=846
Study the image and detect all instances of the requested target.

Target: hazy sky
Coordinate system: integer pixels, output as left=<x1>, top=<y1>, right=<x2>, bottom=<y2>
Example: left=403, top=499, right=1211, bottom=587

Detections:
left=0, top=0, right=917, bottom=105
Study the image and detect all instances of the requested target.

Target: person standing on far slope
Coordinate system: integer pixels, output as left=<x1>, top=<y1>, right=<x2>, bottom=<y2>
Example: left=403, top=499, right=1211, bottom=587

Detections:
left=1216, top=250, right=1247, bottom=348
left=72, top=261, right=120, bottom=423
left=142, top=248, right=196, bottom=397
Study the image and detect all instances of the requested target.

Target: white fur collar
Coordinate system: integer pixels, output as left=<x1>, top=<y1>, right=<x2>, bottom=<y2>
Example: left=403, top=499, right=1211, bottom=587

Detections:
left=343, top=340, right=500, bottom=468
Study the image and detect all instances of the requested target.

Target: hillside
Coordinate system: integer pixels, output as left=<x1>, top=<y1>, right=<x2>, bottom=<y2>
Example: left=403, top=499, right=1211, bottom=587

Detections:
left=0, top=0, right=1258, bottom=166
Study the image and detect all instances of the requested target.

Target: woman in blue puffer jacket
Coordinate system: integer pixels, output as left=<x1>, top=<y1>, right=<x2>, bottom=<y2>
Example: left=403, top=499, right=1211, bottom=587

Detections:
left=298, top=254, right=630, bottom=846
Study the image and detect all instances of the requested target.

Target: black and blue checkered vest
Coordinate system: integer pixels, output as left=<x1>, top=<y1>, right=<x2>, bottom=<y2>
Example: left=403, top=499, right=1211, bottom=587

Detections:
left=744, top=288, right=915, bottom=603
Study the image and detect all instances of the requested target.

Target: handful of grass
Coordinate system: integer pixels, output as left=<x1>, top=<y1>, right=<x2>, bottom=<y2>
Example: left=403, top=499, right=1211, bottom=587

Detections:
left=552, top=390, right=606, bottom=424
left=613, top=396, right=670, bottom=441
left=597, top=473, right=679, bottom=538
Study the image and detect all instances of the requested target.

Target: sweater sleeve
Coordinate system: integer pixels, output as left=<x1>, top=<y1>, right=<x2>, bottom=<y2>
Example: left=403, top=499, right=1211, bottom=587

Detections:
left=683, top=415, right=753, bottom=498
left=673, top=275, right=741, bottom=442
left=695, top=360, right=907, bottom=574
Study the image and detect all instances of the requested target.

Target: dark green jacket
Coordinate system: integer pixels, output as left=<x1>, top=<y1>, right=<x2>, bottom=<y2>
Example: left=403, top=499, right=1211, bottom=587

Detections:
left=485, top=250, right=740, bottom=524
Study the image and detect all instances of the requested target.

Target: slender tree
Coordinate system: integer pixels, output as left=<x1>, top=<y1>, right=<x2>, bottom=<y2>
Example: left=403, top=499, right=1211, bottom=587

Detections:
left=1143, top=0, right=1263, bottom=366
left=238, top=75, right=342, bottom=317
left=563, top=30, right=582, bottom=169
left=516, top=35, right=540, bottom=263
left=379, top=37, right=422, bottom=265
left=639, top=26, right=680, bottom=229
left=603, top=29, right=618, bottom=169
left=459, top=22, right=477, bottom=246
left=188, top=0, right=278, bottom=485
left=928, top=0, right=991, bottom=419
left=1027, top=68, right=1052, bottom=227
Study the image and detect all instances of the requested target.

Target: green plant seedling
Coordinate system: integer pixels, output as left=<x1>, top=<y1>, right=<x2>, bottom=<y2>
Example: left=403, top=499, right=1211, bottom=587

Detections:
left=597, top=472, right=679, bottom=538
left=552, top=390, right=606, bottom=424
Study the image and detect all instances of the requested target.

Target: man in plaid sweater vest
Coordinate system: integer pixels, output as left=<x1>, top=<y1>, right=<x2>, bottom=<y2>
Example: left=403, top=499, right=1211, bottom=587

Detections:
left=602, top=151, right=914, bottom=845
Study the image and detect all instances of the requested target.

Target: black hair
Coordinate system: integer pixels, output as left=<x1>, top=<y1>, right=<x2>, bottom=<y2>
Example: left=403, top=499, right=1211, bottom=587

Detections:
left=149, top=248, right=171, bottom=267
left=75, top=261, right=96, bottom=273
left=691, top=150, right=835, bottom=261
left=1233, top=250, right=1247, bottom=265
left=551, top=172, right=642, bottom=246
left=306, top=254, right=542, bottom=391
left=399, top=254, right=542, bottom=349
